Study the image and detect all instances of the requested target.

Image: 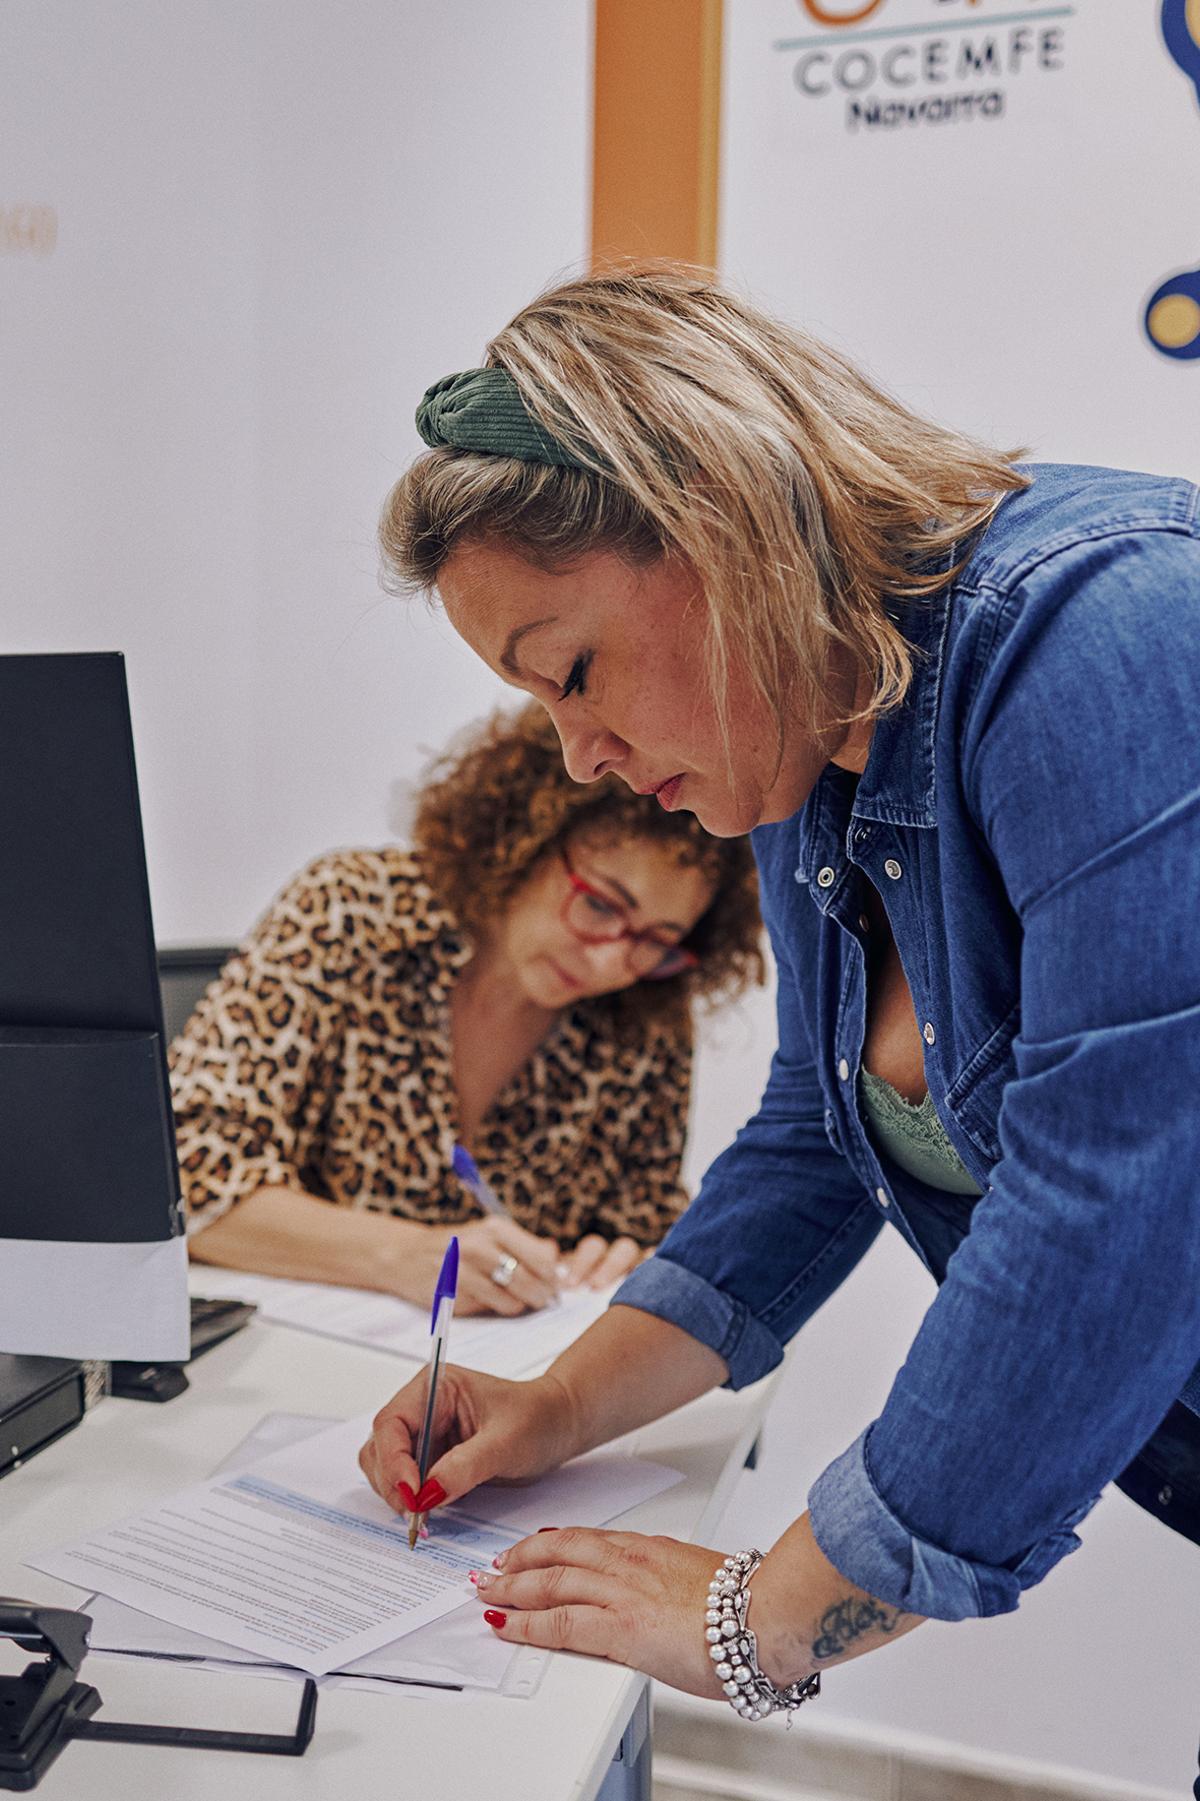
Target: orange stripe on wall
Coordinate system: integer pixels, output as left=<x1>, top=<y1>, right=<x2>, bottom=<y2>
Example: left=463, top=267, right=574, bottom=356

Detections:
left=591, top=0, right=723, bottom=270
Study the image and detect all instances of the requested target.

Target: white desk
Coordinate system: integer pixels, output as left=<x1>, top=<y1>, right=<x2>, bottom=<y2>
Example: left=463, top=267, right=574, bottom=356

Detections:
left=2, top=1313, right=778, bottom=1800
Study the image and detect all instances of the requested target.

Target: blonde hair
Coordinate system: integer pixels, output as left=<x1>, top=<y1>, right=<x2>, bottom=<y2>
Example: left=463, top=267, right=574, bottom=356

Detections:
left=380, top=263, right=1028, bottom=736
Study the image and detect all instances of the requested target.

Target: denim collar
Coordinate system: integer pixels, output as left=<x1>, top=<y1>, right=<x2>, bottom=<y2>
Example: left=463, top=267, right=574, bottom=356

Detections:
left=794, top=586, right=951, bottom=888
left=851, top=588, right=950, bottom=829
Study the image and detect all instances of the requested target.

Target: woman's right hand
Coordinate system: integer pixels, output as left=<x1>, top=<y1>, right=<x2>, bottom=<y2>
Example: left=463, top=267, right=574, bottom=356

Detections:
left=453, top=1217, right=565, bottom=1315
left=359, top=1365, right=576, bottom=1514
left=419, top=1217, right=564, bottom=1316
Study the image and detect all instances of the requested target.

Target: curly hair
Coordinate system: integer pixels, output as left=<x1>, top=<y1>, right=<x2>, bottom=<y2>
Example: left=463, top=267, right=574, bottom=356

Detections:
left=413, top=702, right=764, bottom=1037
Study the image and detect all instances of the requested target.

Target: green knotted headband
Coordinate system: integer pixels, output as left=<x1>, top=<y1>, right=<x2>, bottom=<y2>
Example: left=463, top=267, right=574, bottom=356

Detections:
left=415, top=367, right=593, bottom=470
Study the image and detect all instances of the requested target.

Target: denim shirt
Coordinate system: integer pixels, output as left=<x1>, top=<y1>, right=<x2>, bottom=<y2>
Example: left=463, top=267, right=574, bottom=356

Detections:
left=613, top=463, right=1200, bottom=1621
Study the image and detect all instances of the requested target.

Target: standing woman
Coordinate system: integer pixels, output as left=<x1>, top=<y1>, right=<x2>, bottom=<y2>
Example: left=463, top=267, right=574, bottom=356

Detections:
left=361, top=266, right=1200, bottom=1765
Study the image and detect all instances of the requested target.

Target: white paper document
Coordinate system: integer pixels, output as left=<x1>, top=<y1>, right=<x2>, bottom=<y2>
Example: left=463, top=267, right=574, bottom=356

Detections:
left=83, top=1416, right=538, bottom=1694
left=29, top=1414, right=682, bottom=1678
left=192, top=1268, right=614, bottom=1376
left=82, top=1589, right=541, bottom=1695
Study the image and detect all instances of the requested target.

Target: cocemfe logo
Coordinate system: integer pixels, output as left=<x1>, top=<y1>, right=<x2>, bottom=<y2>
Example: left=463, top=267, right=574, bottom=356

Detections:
left=798, top=1, right=886, bottom=21
left=1143, top=0, right=1200, bottom=359
left=778, top=1, right=1071, bottom=134
left=797, top=0, right=984, bottom=20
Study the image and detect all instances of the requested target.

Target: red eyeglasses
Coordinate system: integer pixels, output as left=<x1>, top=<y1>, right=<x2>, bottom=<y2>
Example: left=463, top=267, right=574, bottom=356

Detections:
left=559, top=846, right=700, bottom=980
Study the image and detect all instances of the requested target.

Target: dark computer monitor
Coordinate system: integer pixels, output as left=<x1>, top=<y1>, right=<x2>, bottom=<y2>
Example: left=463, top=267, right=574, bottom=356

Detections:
left=0, top=653, right=189, bottom=1360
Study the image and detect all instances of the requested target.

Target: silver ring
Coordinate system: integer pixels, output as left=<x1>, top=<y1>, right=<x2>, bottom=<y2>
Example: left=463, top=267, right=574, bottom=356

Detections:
left=490, top=1253, right=519, bottom=1289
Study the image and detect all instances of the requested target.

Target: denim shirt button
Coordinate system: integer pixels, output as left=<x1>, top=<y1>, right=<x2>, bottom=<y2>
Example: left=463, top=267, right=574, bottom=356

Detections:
left=922, top=1021, right=936, bottom=1046
left=875, top=1186, right=891, bottom=1209
left=838, top=1057, right=850, bottom=1081
left=884, top=858, right=903, bottom=881
left=1159, top=1484, right=1173, bottom=1506
left=858, top=912, right=869, bottom=932
left=817, top=866, right=836, bottom=889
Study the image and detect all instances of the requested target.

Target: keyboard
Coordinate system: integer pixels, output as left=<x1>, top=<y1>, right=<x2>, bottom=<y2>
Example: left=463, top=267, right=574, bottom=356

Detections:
left=189, top=1294, right=257, bottom=1358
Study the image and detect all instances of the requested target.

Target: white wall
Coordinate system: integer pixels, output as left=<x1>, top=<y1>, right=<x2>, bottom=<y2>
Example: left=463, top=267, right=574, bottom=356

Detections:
left=2, top=0, right=592, bottom=942
left=717, top=3, right=1200, bottom=1791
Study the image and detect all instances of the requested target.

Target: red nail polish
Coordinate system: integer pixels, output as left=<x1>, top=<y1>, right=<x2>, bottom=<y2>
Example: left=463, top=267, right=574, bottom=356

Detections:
left=396, top=1482, right=418, bottom=1511
left=415, top=1477, right=446, bottom=1511
left=483, top=1609, right=507, bottom=1629
left=537, top=1526, right=558, bottom=1533
left=468, top=1571, right=479, bottom=1584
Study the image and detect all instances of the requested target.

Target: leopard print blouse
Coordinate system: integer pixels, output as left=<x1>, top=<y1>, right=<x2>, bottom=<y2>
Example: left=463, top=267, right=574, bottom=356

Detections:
left=170, top=849, right=692, bottom=1248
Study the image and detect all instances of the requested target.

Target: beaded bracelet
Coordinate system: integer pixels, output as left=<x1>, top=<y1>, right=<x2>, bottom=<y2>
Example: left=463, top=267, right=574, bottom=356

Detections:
left=704, top=1549, right=821, bottom=1722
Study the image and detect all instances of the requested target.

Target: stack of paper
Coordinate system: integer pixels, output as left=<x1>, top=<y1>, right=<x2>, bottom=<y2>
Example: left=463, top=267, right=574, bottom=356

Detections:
left=27, top=1413, right=682, bottom=1693
left=191, top=1268, right=616, bottom=1375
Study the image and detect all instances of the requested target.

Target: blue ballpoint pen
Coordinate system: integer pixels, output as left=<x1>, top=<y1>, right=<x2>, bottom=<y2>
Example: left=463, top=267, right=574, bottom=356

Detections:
left=452, top=1143, right=565, bottom=1302
left=409, top=1235, right=458, bottom=1549
left=451, top=1142, right=508, bottom=1218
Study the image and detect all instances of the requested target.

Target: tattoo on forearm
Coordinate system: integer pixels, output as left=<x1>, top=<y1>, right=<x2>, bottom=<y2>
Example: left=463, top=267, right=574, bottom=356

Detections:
left=811, top=1594, right=906, bottom=1661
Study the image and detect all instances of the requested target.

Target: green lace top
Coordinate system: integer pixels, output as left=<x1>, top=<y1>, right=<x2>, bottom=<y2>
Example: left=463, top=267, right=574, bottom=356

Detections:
left=859, top=1068, right=983, bottom=1197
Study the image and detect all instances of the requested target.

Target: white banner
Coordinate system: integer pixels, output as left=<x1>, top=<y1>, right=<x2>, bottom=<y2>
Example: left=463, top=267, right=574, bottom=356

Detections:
left=721, top=0, right=1200, bottom=477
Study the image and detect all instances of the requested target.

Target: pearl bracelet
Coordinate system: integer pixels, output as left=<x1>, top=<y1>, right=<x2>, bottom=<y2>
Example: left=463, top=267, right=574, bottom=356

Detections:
left=705, top=1549, right=821, bottom=1723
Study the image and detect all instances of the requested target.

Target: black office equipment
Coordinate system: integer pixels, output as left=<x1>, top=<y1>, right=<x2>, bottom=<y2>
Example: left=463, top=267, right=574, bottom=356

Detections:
left=105, top=1362, right=190, bottom=1404
left=0, top=1360, right=87, bottom=1478
left=0, top=653, right=188, bottom=1363
left=187, top=1295, right=256, bottom=1355
left=106, top=937, right=257, bottom=1403
left=0, top=1600, right=317, bottom=1790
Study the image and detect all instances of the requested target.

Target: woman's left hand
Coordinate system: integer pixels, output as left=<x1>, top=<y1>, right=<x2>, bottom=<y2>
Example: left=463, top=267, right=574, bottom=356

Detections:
left=471, top=1527, right=726, bottom=1696
left=560, top=1234, right=644, bottom=1290
left=471, top=1514, right=924, bottom=1698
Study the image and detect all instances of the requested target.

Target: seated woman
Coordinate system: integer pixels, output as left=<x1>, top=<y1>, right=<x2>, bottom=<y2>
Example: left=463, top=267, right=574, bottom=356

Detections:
left=174, top=703, right=762, bottom=1314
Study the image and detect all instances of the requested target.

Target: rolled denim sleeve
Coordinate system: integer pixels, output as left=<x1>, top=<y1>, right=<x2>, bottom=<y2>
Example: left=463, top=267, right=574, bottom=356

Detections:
left=812, top=530, right=1200, bottom=1621
left=611, top=1254, right=784, bottom=1389
left=809, top=1427, right=1095, bottom=1620
left=612, top=842, right=880, bottom=1389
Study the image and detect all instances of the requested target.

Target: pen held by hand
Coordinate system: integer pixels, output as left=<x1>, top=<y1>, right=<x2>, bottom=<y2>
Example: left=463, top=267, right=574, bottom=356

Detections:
left=451, top=1144, right=563, bottom=1307
left=452, top=1141, right=508, bottom=1218
left=410, top=1236, right=458, bottom=1549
